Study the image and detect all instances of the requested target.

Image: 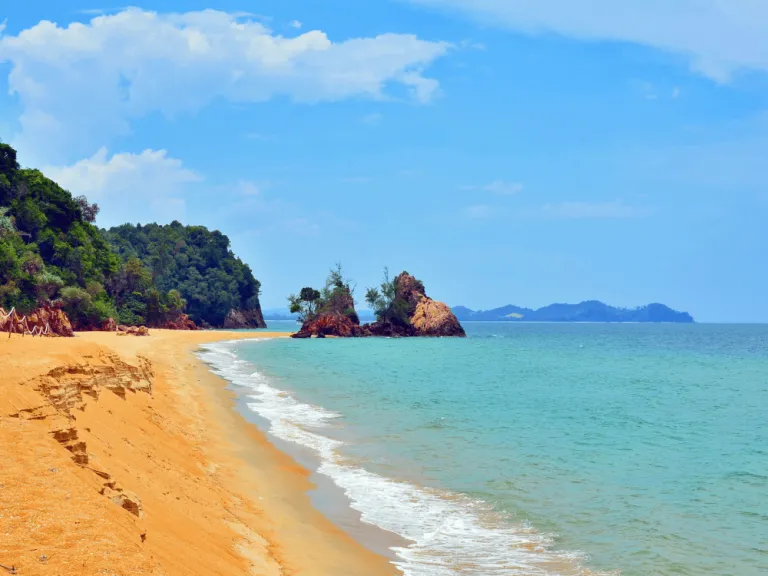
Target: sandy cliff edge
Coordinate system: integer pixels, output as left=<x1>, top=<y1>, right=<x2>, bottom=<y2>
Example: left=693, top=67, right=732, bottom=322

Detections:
left=0, top=330, right=397, bottom=576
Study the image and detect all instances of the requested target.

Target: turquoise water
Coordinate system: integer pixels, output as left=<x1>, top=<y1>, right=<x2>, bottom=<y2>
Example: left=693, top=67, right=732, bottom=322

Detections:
left=201, top=323, right=767, bottom=576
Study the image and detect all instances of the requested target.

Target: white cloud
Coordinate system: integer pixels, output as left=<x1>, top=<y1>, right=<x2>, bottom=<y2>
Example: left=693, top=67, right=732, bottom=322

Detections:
left=543, top=200, right=650, bottom=219
left=43, top=148, right=201, bottom=226
left=290, top=20, right=303, bottom=29
left=407, top=0, right=768, bottom=81
left=0, top=8, right=451, bottom=162
left=466, top=204, right=492, bottom=219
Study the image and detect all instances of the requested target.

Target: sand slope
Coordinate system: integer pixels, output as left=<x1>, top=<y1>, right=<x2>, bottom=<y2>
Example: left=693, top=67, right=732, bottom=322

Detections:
left=0, top=330, right=396, bottom=576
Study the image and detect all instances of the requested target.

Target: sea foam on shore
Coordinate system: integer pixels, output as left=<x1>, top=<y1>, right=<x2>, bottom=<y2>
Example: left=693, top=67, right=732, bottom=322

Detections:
left=198, top=340, right=599, bottom=576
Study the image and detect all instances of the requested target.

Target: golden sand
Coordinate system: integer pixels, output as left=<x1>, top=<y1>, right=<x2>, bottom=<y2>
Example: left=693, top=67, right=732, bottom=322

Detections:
left=0, top=330, right=397, bottom=576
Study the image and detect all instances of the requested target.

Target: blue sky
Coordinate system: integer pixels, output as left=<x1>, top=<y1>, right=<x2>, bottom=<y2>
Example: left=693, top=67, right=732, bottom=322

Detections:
left=1, top=1, right=767, bottom=322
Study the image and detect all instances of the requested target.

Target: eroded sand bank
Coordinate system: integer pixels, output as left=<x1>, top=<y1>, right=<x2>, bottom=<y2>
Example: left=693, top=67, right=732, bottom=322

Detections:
left=0, top=330, right=397, bottom=576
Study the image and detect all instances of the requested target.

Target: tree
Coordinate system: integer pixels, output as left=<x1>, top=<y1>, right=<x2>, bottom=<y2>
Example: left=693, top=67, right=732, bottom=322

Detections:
left=0, top=207, right=15, bottom=238
left=103, top=222, right=264, bottom=327
left=288, top=287, right=322, bottom=322
left=365, top=267, right=396, bottom=318
left=74, top=195, right=100, bottom=223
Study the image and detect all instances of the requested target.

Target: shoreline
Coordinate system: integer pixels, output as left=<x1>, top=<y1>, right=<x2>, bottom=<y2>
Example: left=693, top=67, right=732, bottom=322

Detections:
left=197, top=339, right=411, bottom=562
left=0, top=330, right=398, bottom=575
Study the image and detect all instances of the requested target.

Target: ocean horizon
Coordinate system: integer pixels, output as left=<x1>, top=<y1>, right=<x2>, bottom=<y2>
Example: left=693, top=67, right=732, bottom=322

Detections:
left=199, top=322, right=767, bottom=576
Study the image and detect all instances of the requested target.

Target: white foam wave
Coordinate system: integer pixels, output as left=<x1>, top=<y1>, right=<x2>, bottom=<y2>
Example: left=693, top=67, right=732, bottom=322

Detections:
left=198, top=341, right=608, bottom=576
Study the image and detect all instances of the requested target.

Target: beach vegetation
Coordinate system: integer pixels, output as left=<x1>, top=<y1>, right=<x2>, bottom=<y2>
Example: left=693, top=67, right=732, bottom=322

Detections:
left=288, top=287, right=322, bottom=322
left=288, top=264, right=358, bottom=322
left=365, top=267, right=411, bottom=325
left=0, top=140, right=264, bottom=328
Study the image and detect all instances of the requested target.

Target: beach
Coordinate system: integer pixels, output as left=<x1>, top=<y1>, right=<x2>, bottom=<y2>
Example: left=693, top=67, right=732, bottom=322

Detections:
left=0, top=330, right=397, bottom=576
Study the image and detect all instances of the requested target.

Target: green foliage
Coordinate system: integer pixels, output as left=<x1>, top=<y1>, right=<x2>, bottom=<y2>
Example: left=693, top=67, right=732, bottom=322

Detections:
left=103, top=222, right=262, bottom=326
left=0, top=141, right=261, bottom=328
left=366, top=267, right=411, bottom=325
left=60, top=286, right=116, bottom=327
left=0, top=143, right=120, bottom=316
left=288, top=287, right=322, bottom=322
left=288, top=264, right=358, bottom=323
left=34, top=271, right=65, bottom=301
left=0, top=207, right=15, bottom=237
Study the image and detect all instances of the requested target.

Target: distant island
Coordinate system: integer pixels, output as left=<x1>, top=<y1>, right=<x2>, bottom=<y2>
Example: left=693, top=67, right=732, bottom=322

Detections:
left=453, top=301, right=694, bottom=323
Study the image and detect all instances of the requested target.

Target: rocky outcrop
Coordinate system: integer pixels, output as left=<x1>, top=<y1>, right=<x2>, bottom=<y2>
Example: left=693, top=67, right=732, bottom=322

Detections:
left=117, top=325, right=150, bottom=336
left=366, top=272, right=465, bottom=338
left=1, top=304, right=74, bottom=337
left=410, top=298, right=465, bottom=337
left=292, top=311, right=370, bottom=339
left=223, top=306, right=267, bottom=329
left=291, top=271, right=465, bottom=339
left=160, top=313, right=197, bottom=331
left=292, top=284, right=365, bottom=338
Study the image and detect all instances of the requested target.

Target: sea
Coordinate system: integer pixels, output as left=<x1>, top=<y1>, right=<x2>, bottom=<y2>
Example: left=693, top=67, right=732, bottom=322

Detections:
left=198, top=322, right=767, bottom=576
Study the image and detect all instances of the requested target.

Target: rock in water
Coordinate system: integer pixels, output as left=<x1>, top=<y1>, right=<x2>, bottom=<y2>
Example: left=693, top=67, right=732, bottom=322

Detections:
left=292, top=271, right=465, bottom=338
left=366, top=272, right=465, bottom=337
left=292, top=311, right=369, bottom=339
left=411, top=298, right=465, bottom=337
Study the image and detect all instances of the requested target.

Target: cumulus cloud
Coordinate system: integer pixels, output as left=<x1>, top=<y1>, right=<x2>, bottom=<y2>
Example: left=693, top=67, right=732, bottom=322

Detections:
left=408, top=0, right=768, bottom=81
left=43, top=148, right=201, bottom=226
left=0, top=8, right=450, bottom=162
left=542, top=200, right=650, bottom=219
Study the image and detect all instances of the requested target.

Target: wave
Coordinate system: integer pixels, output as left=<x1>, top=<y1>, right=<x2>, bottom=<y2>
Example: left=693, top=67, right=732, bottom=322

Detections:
left=198, top=340, right=610, bottom=576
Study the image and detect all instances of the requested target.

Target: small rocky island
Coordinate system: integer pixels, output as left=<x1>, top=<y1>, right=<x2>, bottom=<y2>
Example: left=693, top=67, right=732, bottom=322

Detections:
left=290, top=266, right=465, bottom=338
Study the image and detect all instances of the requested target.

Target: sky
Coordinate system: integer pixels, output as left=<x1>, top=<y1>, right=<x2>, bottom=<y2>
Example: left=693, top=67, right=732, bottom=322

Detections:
left=1, top=1, right=767, bottom=322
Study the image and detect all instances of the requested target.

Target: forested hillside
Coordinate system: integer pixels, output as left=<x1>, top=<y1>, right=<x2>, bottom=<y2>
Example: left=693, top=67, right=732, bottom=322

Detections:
left=104, top=223, right=264, bottom=327
left=0, top=141, right=264, bottom=329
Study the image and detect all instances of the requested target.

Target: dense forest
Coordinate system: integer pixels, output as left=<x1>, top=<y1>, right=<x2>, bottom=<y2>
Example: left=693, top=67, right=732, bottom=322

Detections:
left=105, top=223, right=263, bottom=327
left=0, top=141, right=264, bottom=329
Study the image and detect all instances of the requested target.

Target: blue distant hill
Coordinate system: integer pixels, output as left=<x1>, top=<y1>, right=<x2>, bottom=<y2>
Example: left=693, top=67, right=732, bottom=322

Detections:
left=453, top=301, right=694, bottom=323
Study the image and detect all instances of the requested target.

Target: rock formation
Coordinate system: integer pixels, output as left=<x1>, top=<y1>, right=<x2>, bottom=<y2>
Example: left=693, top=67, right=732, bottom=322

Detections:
left=366, top=272, right=465, bottom=337
left=1, top=304, right=74, bottom=337
left=161, top=312, right=197, bottom=331
left=291, top=284, right=366, bottom=338
left=117, top=325, right=150, bottom=336
left=291, top=271, right=465, bottom=339
left=292, top=311, right=369, bottom=338
left=223, top=306, right=267, bottom=329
